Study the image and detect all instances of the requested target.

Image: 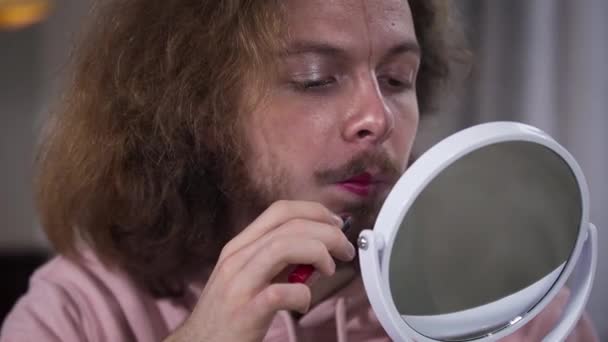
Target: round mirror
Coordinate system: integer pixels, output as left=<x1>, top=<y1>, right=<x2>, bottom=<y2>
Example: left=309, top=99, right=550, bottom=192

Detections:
left=358, top=122, right=598, bottom=342
left=391, top=140, right=580, bottom=340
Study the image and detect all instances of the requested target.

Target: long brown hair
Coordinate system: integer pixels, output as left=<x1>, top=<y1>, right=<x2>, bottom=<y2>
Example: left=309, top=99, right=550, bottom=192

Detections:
left=36, top=0, right=465, bottom=297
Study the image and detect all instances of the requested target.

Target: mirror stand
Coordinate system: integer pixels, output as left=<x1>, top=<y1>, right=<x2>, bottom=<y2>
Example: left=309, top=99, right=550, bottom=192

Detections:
left=543, top=223, right=598, bottom=342
left=358, top=230, right=409, bottom=341
left=358, top=222, right=598, bottom=342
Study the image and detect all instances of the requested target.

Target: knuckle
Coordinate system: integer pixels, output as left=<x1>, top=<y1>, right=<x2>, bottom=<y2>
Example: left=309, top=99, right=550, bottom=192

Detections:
left=313, top=239, right=327, bottom=253
left=288, top=217, right=307, bottom=229
left=219, top=242, right=235, bottom=260
left=326, top=251, right=336, bottom=269
left=310, top=202, right=332, bottom=218
left=310, top=201, right=327, bottom=212
left=270, top=200, right=289, bottom=213
left=267, top=238, right=288, bottom=254
left=294, top=283, right=312, bottom=308
left=324, top=250, right=336, bottom=266
left=328, top=225, right=344, bottom=242
left=264, top=286, right=284, bottom=308
left=311, top=240, right=331, bottom=261
left=300, top=284, right=312, bottom=302
left=216, top=257, right=239, bottom=278
left=328, top=257, right=337, bottom=273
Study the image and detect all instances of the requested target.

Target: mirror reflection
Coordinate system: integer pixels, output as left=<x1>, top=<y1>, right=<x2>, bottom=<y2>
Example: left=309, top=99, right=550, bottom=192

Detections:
left=389, top=141, right=581, bottom=341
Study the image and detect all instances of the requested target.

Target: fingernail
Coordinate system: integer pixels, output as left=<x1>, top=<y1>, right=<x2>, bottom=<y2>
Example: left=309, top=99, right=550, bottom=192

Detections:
left=332, top=215, right=343, bottom=226
left=347, top=242, right=356, bottom=260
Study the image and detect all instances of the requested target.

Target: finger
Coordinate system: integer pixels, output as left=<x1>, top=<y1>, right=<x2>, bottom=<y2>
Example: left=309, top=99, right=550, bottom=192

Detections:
left=219, top=200, right=342, bottom=261
left=248, top=283, right=312, bottom=320
left=252, top=219, right=356, bottom=263
left=241, top=238, right=336, bottom=290
left=212, top=219, right=354, bottom=285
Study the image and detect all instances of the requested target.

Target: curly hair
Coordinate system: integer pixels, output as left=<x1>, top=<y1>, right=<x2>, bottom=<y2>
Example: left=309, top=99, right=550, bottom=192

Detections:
left=36, top=0, right=466, bottom=297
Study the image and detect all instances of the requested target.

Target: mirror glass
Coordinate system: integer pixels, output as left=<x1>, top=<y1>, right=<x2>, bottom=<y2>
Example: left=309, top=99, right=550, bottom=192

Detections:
left=389, top=141, right=581, bottom=341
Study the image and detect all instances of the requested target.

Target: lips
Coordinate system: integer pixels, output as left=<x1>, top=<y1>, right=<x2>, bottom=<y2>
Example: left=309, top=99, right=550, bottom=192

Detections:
left=338, top=172, right=378, bottom=197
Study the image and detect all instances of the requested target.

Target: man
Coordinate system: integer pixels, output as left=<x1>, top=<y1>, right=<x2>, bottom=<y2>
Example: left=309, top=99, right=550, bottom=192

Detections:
left=0, top=0, right=598, bottom=341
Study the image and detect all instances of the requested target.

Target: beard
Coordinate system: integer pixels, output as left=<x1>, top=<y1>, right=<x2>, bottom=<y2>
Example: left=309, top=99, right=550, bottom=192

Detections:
left=217, top=144, right=404, bottom=237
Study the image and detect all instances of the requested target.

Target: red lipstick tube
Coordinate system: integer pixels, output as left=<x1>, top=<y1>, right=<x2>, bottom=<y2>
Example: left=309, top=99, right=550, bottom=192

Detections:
left=288, top=216, right=352, bottom=284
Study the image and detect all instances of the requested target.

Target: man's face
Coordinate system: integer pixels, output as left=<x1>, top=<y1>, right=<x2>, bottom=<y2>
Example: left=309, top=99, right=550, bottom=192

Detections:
left=237, top=0, right=420, bottom=230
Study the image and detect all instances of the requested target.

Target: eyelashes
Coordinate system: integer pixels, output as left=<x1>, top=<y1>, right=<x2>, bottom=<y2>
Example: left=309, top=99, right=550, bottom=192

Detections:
left=289, top=70, right=416, bottom=94
left=291, top=76, right=337, bottom=91
left=379, top=69, right=416, bottom=91
left=378, top=74, right=415, bottom=92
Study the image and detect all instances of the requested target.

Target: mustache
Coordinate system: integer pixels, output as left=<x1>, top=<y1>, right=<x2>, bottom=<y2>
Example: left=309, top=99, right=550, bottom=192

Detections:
left=314, top=150, right=402, bottom=184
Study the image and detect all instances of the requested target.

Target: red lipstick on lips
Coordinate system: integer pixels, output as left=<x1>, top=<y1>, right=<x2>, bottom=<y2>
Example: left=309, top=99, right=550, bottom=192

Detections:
left=338, top=172, right=374, bottom=196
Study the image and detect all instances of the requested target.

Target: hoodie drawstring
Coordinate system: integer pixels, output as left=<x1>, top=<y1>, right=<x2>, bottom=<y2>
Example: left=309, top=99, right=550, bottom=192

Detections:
left=279, top=310, right=299, bottom=342
left=278, top=297, right=348, bottom=342
left=335, top=297, right=348, bottom=342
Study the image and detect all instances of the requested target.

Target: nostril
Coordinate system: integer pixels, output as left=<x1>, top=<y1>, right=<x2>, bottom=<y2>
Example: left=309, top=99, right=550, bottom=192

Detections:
left=357, top=129, right=373, bottom=139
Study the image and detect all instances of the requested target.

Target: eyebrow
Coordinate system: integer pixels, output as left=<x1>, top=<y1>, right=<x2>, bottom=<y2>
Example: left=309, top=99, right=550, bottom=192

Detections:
left=283, top=39, right=421, bottom=59
left=386, top=41, right=421, bottom=58
left=283, top=41, right=348, bottom=58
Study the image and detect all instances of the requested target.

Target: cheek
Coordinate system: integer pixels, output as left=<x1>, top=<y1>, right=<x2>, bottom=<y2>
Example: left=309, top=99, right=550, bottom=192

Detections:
left=249, top=107, right=333, bottom=173
left=265, top=100, right=336, bottom=153
left=390, top=98, right=419, bottom=165
left=400, top=109, right=418, bottom=146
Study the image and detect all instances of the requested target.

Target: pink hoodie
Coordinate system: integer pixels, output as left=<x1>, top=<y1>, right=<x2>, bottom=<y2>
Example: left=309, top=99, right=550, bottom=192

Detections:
left=0, top=251, right=598, bottom=342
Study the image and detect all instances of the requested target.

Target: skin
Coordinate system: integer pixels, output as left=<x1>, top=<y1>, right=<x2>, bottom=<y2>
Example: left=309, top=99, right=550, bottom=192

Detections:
left=233, top=0, right=420, bottom=234
left=166, top=1, right=420, bottom=341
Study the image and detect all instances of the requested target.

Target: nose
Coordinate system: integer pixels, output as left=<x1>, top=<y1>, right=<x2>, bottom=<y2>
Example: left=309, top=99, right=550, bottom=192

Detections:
left=342, top=77, right=394, bottom=146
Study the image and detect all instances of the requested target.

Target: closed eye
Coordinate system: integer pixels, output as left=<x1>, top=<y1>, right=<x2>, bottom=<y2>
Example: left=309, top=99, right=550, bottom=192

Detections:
left=378, top=74, right=415, bottom=93
left=292, top=76, right=337, bottom=91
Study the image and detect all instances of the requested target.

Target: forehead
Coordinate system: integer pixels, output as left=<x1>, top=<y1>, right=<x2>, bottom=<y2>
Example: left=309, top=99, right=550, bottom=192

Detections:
left=283, top=0, right=416, bottom=55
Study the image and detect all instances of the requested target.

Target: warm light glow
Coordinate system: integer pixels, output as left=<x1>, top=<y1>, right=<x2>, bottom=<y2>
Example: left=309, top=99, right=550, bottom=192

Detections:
left=0, top=0, right=52, bottom=30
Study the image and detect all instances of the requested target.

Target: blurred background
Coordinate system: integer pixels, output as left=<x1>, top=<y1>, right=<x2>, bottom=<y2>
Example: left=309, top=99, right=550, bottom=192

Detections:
left=0, top=0, right=606, bottom=339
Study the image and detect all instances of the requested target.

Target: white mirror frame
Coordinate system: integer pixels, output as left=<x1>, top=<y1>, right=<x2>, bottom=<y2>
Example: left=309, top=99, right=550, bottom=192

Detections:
left=358, top=122, right=598, bottom=342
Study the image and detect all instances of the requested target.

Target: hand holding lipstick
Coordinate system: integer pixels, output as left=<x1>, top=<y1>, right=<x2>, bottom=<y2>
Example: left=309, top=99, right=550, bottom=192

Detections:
left=164, top=201, right=355, bottom=342
left=288, top=216, right=352, bottom=284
